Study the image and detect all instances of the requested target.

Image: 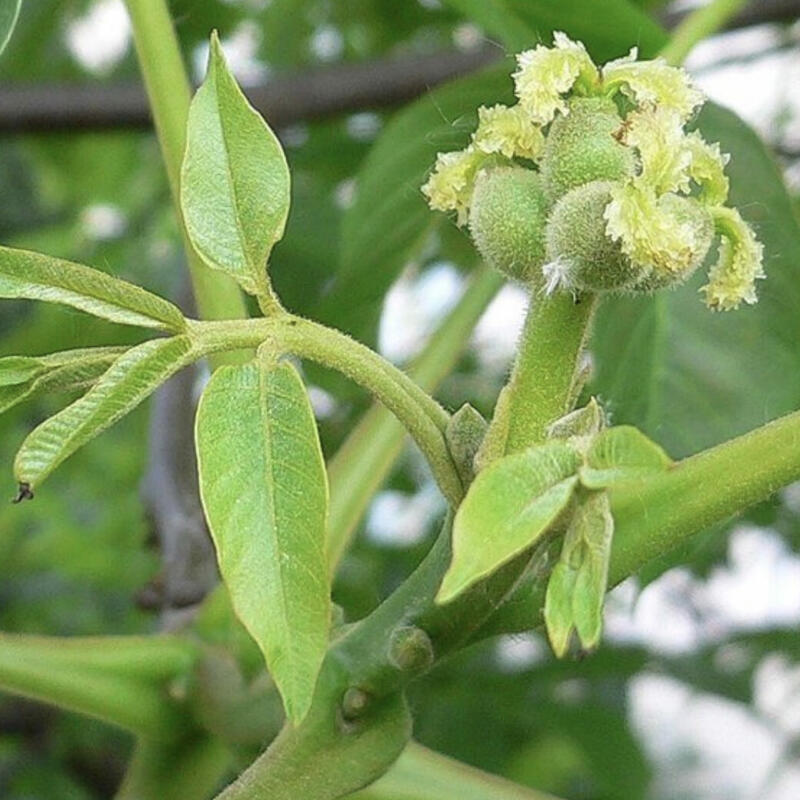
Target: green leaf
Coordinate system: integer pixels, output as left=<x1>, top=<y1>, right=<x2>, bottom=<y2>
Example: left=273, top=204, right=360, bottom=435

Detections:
left=547, top=397, right=606, bottom=441
left=182, top=32, right=290, bottom=299
left=0, top=347, right=126, bottom=414
left=543, top=562, right=578, bottom=658
left=544, top=491, right=614, bottom=656
left=195, top=357, right=330, bottom=724
left=592, top=103, right=800, bottom=457
left=0, top=0, right=21, bottom=56
left=439, top=0, right=536, bottom=51
left=438, top=442, right=580, bottom=604
left=503, top=0, right=667, bottom=61
left=0, top=245, right=186, bottom=332
left=570, top=492, right=614, bottom=649
left=580, top=425, right=671, bottom=488
left=14, top=337, right=194, bottom=492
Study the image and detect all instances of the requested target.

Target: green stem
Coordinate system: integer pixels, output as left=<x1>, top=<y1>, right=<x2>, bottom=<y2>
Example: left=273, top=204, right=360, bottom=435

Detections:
left=190, top=314, right=463, bottom=506
left=327, top=268, right=503, bottom=570
left=609, top=407, right=800, bottom=582
left=502, top=291, right=597, bottom=454
left=116, top=735, right=232, bottom=800
left=349, top=742, right=561, bottom=800
left=124, top=0, right=249, bottom=341
left=0, top=633, right=197, bottom=740
left=478, top=407, right=800, bottom=638
left=659, top=0, right=749, bottom=66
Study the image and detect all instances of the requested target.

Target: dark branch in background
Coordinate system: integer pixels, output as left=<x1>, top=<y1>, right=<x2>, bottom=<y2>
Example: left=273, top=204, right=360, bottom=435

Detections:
left=0, top=0, right=797, bottom=134
left=139, top=362, right=219, bottom=626
left=0, top=46, right=500, bottom=134
left=138, top=286, right=218, bottom=627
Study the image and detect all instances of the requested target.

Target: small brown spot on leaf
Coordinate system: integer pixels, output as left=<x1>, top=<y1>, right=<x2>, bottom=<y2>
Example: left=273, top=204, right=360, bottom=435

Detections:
left=13, top=483, right=33, bottom=503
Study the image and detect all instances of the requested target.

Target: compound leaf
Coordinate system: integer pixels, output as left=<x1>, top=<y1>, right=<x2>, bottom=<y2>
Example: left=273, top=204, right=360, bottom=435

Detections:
left=0, top=347, right=126, bottom=415
left=182, top=32, right=290, bottom=299
left=14, top=337, right=194, bottom=492
left=0, top=245, right=186, bottom=332
left=195, top=358, right=330, bottom=724
left=438, top=442, right=580, bottom=604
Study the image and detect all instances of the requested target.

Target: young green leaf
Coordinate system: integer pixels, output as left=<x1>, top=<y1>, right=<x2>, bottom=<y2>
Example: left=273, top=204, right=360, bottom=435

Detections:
left=543, top=561, right=578, bottom=658
left=14, top=337, right=194, bottom=493
left=571, top=491, right=614, bottom=650
left=437, top=442, right=580, bottom=604
left=544, top=490, right=614, bottom=656
left=181, top=32, right=290, bottom=301
left=580, top=425, right=671, bottom=488
left=195, top=357, right=330, bottom=724
left=0, top=246, right=186, bottom=332
left=0, top=347, right=127, bottom=415
left=0, top=0, right=21, bottom=56
left=547, top=396, right=606, bottom=441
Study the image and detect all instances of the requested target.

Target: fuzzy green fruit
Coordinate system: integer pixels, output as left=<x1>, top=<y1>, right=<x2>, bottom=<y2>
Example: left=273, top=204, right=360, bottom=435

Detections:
left=468, top=166, right=548, bottom=284
left=631, top=195, right=715, bottom=292
left=545, top=180, right=642, bottom=293
left=541, top=97, right=635, bottom=202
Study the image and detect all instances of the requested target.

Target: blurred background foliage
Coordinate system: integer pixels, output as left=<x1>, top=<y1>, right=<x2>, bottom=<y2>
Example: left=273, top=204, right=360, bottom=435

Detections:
left=1, top=0, right=800, bottom=798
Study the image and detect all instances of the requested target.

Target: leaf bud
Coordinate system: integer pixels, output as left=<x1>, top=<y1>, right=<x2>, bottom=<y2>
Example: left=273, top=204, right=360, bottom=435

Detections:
left=387, top=626, right=435, bottom=674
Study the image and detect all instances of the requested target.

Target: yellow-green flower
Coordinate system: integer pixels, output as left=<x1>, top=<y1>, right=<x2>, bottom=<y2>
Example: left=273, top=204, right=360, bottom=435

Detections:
left=602, top=48, right=704, bottom=121
left=473, top=104, right=545, bottom=161
left=685, top=132, right=730, bottom=205
left=703, top=207, right=764, bottom=310
left=421, top=34, right=764, bottom=310
left=513, top=32, right=599, bottom=124
left=421, top=147, right=486, bottom=226
left=604, top=181, right=696, bottom=274
left=622, top=106, right=692, bottom=195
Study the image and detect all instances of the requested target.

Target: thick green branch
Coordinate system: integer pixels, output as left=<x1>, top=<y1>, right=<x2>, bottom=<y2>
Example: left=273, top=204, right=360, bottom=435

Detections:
left=124, top=0, right=249, bottom=334
left=0, top=634, right=197, bottom=740
left=609, top=407, right=800, bottom=581
left=480, top=408, right=800, bottom=638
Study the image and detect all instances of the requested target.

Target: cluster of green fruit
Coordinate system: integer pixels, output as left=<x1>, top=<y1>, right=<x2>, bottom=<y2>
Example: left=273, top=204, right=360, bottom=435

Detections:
left=422, top=33, right=763, bottom=311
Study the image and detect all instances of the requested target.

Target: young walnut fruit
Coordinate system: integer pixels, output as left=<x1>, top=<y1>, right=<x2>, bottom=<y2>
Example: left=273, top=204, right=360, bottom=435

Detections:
left=540, top=97, right=634, bottom=202
left=468, top=167, right=548, bottom=284
left=545, top=181, right=639, bottom=293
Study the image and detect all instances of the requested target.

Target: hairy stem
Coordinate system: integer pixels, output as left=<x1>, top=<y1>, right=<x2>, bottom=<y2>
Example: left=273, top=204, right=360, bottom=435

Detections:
left=501, top=291, right=597, bottom=454
left=328, top=267, right=503, bottom=572
left=609, top=407, right=800, bottom=581
left=190, top=314, right=464, bottom=506
left=660, top=0, right=750, bottom=65
left=124, top=0, right=249, bottom=339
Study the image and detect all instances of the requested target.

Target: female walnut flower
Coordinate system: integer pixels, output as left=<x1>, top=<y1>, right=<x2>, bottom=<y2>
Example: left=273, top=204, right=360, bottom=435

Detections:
left=420, top=33, right=765, bottom=311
